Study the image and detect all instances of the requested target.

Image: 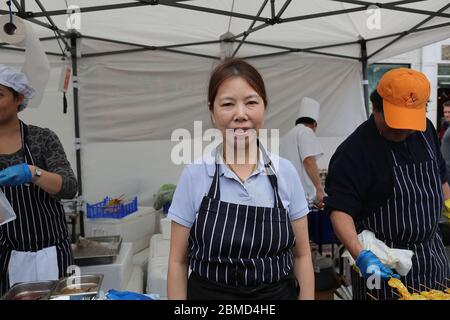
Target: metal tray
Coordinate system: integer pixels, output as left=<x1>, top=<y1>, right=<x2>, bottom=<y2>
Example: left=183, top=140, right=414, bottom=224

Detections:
left=71, top=235, right=122, bottom=266
left=2, top=280, right=58, bottom=300
left=49, top=274, right=103, bottom=300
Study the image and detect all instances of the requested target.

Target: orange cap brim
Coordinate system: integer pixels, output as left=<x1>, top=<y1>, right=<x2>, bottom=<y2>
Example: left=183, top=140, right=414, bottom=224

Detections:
left=383, top=100, right=426, bottom=132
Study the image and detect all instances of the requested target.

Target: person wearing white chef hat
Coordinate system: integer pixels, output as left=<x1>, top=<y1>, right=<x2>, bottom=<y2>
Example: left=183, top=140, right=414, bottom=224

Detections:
left=0, top=65, right=77, bottom=296
left=280, top=97, right=324, bottom=208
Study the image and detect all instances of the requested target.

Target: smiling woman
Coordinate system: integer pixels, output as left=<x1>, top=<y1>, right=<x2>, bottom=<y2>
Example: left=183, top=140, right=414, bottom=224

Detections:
left=167, top=58, right=315, bottom=300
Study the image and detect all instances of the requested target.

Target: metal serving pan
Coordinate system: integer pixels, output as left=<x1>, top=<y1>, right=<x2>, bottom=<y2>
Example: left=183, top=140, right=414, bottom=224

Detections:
left=2, top=280, right=58, bottom=300
left=49, top=274, right=103, bottom=300
left=71, top=235, right=122, bottom=266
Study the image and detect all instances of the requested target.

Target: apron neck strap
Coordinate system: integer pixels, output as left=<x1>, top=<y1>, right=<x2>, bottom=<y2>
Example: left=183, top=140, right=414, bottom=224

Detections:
left=19, top=120, right=32, bottom=165
left=207, top=140, right=284, bottom=209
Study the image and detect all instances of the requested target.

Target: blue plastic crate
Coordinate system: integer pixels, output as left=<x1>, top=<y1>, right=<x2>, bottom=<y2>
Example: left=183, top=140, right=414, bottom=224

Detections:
left=86, top=196, right=138, bottom=219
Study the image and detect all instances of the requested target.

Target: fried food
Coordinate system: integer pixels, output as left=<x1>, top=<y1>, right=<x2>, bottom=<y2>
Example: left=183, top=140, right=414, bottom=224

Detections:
left=388, top=277, right=410, bottom=297
left=388, top=277, right=450, bottom=300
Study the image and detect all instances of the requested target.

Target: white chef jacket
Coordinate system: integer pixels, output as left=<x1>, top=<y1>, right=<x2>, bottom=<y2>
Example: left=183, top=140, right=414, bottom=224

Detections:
left=280, top=124, right=323, bottom=203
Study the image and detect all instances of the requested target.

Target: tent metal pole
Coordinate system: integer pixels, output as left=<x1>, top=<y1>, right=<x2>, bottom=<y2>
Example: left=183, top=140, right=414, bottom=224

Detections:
left=366, top=22, right=450, bottom=42
left=388, top=0, right=426, bottom=5
left=368, top=2, right=450, bottom=60
left=282, top=7, right=367, bottom=23
left=270, top=0, right=275, bottom=19
left=232, top=0, right=269, bottom=58
left=243, top=49, right=359, bottom=60
left=0, top=45, right=63, bottom=56
left=230, top=23, right=270, bottom=40
left=81, top=35, right=221, bottom=50
left=34, top=0, right=70, bottom=53
left=70, top=32, right=85, bottom=237
left=332, top=0, right=450, bottom=19
left=156, top=1, right=268, bottom=22
left=82, top=47, right=220, bottom=60
left=29, top=2, right=154, bottom=17
left=34, top=1, right=267, bottom=22
left=360, top=39, right=370, bottom=117
left=275, top=0, right=292, bottom=20
left=232, top=0, right=290, bottom=57
left=11, top=0, right=22, bottom=12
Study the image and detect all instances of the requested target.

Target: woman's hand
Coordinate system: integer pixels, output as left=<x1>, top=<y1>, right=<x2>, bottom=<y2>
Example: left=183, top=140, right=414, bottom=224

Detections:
left=0, top=163, right=32, bottom=186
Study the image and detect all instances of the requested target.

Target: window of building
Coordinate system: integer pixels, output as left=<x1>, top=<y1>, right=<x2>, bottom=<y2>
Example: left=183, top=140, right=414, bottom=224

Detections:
left=437, top=64, right=450, bottom=139
left=442, top=45, right=450, bottom=61
left=367, top=63, right=410, bottom=113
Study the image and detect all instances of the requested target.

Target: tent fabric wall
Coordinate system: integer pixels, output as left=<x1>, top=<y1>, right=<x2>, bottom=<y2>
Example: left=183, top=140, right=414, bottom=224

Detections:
left=79, top=52, right=365, bottom=141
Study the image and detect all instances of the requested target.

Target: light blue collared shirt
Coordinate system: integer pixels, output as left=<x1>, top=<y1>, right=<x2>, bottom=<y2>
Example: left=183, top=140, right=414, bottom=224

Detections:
left=168, top=147, right=309, bottom=228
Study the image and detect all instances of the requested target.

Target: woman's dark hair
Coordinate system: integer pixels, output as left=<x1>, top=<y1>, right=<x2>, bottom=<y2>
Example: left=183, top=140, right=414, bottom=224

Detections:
left=443, top=100, right=450, bottom=108
left=295, top=117, right=316, bottom=126
left=2, top=85, right=20, bottom=101
left=370, top=89, right=383, bottom=112
left=208, top=58, right=267, bottom=111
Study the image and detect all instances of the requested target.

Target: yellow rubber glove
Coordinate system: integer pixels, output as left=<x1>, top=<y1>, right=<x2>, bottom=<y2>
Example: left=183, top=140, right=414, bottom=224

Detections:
left=444, top=199, right=450, bottom=219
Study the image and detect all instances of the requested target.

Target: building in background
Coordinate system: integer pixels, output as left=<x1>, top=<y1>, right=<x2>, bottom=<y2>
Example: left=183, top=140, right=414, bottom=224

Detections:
left=368, top=38, right=450, bottom=133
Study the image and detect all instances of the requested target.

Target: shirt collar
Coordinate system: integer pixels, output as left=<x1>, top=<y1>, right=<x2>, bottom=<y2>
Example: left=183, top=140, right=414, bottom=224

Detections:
left=205, top=145, right=266, bottom=178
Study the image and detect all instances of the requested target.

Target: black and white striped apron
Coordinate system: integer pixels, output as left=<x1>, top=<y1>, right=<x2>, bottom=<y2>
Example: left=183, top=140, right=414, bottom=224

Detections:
left=0, top=121, right=73, bottom=295
left=187, top=145, right=298, bottom=300
left=352, top=132, right=450, bottom=300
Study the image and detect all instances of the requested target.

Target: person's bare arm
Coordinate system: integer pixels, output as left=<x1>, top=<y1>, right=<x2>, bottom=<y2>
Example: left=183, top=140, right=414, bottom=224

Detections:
left=28, top=165, right=63, bottom=195
left=167, top=221, right=190, bottom=299
left=442, top=182, right=450, bottom=201
left=303, top=156, right=324, bottom=206
left=330, top=210, right=363, bottom=259
left=291, top=216, right=315, bottom=299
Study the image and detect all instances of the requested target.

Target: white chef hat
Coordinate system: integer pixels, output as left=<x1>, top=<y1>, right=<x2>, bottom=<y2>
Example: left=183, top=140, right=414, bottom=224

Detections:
left=0, top=64, right=35, bottom=112
left=297, top=97, right=320, bottom=122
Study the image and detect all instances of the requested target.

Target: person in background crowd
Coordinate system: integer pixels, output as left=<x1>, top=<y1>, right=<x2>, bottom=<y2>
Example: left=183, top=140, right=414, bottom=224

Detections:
left=280, top=97, right=324, bottom=208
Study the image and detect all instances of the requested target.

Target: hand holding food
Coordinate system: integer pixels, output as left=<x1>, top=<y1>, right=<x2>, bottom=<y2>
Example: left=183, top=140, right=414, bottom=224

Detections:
left=355, top=250, right=400, bottom=280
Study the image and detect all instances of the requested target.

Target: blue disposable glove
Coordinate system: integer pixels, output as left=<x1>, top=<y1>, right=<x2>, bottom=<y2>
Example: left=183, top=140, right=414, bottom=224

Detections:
left=0, top=163, right=32, bottom=186
left=355, top=250, right=401, bottom=280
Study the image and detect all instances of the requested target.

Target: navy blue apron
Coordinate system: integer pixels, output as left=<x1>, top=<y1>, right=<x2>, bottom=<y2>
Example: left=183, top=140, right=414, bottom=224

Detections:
left=352, top=132, right=450, bottom=300
left=187, top=144, right=299, bottom=300
left=0, top=121, right=73, bottom=295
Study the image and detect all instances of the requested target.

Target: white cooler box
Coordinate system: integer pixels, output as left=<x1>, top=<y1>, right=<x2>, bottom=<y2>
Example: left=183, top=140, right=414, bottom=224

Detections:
left=146, top=256, right=168, bottom=298
left=80, top=242, right=133, bottom=292
left=149, top=234, right=170, bottom=258
left=85, top=206, right=157, bottom=254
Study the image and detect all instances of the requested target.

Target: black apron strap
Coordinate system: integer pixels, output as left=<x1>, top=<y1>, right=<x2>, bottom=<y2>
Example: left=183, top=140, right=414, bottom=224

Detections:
left=258, top=140, right=284, bottom=209
left=207, top=163, right=221, bottom=200
left=207, top=142, right=285, bottom=208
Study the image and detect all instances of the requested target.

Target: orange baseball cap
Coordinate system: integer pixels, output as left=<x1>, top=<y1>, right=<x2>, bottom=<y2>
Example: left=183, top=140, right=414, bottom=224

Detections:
left=377, top=68, right=430, bottom=132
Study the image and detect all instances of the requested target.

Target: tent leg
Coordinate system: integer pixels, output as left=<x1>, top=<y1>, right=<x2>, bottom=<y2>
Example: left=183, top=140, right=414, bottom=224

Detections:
left=70, top=31, right=84, bottom=237
left=360, top=39, right=369, bottom=118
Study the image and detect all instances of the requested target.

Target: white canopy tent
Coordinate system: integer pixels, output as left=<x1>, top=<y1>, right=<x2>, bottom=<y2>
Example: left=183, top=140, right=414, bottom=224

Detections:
left=0, top=0, right=449, bottom=208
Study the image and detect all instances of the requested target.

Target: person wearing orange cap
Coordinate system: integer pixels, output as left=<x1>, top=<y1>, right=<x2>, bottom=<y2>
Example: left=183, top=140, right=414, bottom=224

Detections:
left=325, top=68, right=450, bottom=300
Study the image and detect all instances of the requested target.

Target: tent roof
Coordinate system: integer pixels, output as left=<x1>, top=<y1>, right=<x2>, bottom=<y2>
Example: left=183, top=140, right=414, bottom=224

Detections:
left=1, top=0, right=449, bottom=63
